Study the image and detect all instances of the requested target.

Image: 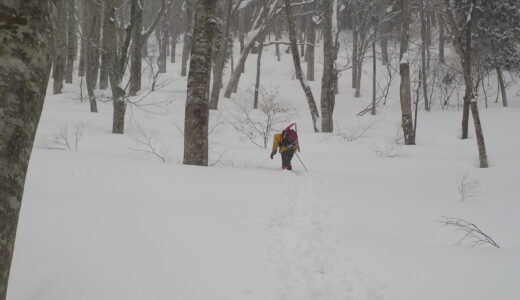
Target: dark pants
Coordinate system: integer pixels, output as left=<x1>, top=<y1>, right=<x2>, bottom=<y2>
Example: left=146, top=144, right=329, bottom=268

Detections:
left=281, top=149, right=295, bottom=169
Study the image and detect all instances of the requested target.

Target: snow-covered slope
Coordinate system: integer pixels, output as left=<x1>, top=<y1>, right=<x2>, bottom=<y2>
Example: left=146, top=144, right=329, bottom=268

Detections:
left=7, top=41, right=520, bottom=300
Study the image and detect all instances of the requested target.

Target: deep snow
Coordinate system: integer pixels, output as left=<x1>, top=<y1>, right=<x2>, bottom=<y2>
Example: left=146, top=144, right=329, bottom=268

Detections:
left=7, top=38, right=520, bottom=300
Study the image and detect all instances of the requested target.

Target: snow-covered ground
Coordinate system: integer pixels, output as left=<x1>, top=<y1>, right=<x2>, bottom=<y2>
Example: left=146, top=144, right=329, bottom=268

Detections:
left=7, top=40, right=520, bottom=300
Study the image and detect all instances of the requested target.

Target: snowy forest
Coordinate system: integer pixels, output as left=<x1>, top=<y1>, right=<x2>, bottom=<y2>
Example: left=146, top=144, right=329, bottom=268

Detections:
left=1, top=0, right=520, bottom=299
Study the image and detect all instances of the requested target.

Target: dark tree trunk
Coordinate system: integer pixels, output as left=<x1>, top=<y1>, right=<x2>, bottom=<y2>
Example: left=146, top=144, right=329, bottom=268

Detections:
left=128, top=1, right=143, bottom=96
left=352, top=17, right=359, bottom=89
left=274, top=17, right=282, bottom=61
left=321, top=0, right=334, bottom=132
left=85, top=0, right=102, bottom=112
left=254, top=35, right=265, bottom=109
left=99, top=4, right=110, bottom=90
left=439, top=15, right=445, bottom=64
left=183, top=0, right=217, bottom=166
left=53, top=0, right=67, bottom=94
left=372, top=36, right=377, bottom=116
left=283, top=0, right=320, bottom=132
left=65, top=0, right=78, bottom=83
left=420, top=0, right=430, bottom=111
left=0, top=2, right=56, bottom=299
left=399, top=0, right=415, bottom=145
left=158, top=25, right=169, bottom=73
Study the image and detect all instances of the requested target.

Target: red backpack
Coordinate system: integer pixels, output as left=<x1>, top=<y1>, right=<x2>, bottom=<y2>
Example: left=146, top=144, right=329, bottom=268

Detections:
left=281, top=124, right=298, bottom=147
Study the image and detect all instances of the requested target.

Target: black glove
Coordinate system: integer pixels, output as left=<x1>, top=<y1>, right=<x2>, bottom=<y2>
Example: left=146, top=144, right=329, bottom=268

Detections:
left=270, top=151, right=276, bottom=159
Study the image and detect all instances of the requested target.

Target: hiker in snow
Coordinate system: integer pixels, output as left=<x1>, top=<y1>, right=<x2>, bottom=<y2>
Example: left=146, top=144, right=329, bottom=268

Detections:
left=270, top=123, right=300, bottom=170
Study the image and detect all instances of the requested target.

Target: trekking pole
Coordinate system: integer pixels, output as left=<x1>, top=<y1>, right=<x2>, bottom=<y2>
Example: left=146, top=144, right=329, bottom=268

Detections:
left=294, top=152, right=309, bottom=172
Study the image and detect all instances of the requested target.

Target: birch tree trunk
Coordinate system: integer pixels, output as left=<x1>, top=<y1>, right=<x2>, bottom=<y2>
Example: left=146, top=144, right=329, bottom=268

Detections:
left=399, top=0, right=415, bottom=145
left=321, top=0, right=334, bottom=132
left=183, top=0, right=217, bottom=166
left=0, top=2, right=56, bottom=298
left=283, top=0, right=320, bottom=132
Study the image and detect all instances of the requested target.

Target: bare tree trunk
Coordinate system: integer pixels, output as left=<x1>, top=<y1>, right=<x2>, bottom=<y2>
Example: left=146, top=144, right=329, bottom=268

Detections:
left=380, top=26, right=389, bottom=65
left=274, top=17, right=282, bottom=61
left=439, top=15, right=445, bottom=64
left=321, top=0, right=334, bottom=132
left=372, top=35, right=377, bottom=115
left=65, top=0, right=78, bottom=83
left=99, top=4, right=110, bottom=90
left=0, top=2, right=56, bottom=299
left=209, top=0, right=233, bottom=110
left=305, top=7, right=315, bottom=81
left=128, top=1, right=143, bottom=96
left=181, top=0, right=195, bottom=76
left=420, top=0, right=430, bottom=111
left=496, top=66, right=508, bottom=107
left=53, top=0, right=67, bottom=94
left=352, top=15, right=359, bottom=89
left=85, top=0, right=102, bottom=112
left=158, top=24, right=169, bottom=73
left=283, top=0, right=320, bottom=132
left=444, top=0, right=487, bottom=167
left=183, top=0, right=217, bottom=166
left=254, top=36, right=265, bottom=109
left=399, top=0, right=415, bottom=145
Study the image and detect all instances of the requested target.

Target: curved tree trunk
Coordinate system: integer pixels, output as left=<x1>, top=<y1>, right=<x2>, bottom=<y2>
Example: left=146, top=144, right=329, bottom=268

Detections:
left=283, top=0, right=320, bottom=132
left=0, top=2, right=56, bottom=298
left=209, top=0, right=233, bottom=110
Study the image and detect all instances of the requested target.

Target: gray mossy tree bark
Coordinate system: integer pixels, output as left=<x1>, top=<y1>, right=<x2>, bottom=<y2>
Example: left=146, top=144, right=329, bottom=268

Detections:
left=283, top=0, right=320, bottom=132
left=84, top=0, right=102, bottom=112
left=496, top=66, right=508, bottom=107
left=399, top=0, right=415, bottom=145
left=321, top=0, right=334, bottom=132
left=209, top=0, right=233, bottom=110
left=181, top=0, right=196, bottom=76
left=444, top=0, right=488, bottom=167
left=53, top=0, right=67, bottom=94
left=0, top=2, right=57, bottom=299
left=183, top=0, right=217, bottom=166
left=65, top=0, right=78, bottom=84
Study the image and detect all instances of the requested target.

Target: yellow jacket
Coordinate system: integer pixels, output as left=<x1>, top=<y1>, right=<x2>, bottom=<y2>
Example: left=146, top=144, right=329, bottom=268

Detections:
left=272, top=133, right=299, bottom=154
